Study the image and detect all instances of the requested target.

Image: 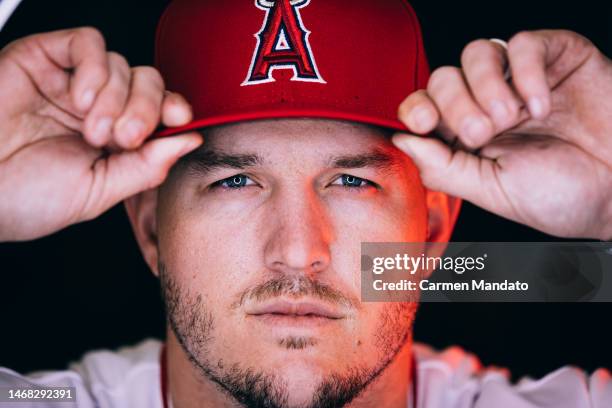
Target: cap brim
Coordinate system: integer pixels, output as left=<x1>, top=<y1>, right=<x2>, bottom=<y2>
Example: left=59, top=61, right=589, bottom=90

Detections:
left=153, top=108, right=411, bottom=138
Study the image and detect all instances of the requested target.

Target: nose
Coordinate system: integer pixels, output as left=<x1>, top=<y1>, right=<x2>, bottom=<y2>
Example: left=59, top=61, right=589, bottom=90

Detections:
left=264, top=189, right=332, bottom=276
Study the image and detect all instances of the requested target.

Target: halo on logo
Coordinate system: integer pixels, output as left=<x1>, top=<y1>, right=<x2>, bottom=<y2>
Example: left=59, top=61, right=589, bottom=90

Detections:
left=257, top=0, right=308, bottom=8
left=243, top=0, right=325, bottom=86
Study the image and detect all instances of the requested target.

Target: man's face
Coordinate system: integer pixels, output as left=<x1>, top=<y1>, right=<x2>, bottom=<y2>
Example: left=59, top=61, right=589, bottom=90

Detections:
left=156, top=119, right=428, bottom=408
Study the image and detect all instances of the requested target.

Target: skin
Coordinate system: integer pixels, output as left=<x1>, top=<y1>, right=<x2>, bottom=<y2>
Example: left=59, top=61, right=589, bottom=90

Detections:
left=0, top=24, right=610, bottom=406
left=0, top=27, right=202, bottom=241
left=0, top=27, right=608, bottom=242
left=394, top=30, right=612, bottom=240
left=125, top=119, right=456, bottom=408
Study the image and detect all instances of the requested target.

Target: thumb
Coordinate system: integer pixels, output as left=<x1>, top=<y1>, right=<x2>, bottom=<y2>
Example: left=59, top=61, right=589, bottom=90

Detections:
left=392, top=133, right=500, bottom=209
left=96, top=132, right=203, bottom=211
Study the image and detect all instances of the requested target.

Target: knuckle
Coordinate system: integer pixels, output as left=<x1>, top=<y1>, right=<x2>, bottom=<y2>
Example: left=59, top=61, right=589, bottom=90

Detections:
left=107, top=52, right=131, bottom=81
left=508, top=31, right=537, bottom=51
left=562, top=29, right=595, bottom=51
left=76, top=26, right=106, bottom=48
left=1, top=40, right=24, bottom=58
left=428, top=66, right=461, bottom=92
left=1, top=38, right=20, bottom=55
left=133, top=65, right=165, bottom=90
left=592, top=47, right=608, bottom=67
left=108, top=52, right=130, bottom=70
left=461, top=39, right=492, bottom=62
left=3, top=35, right=38, bottom=58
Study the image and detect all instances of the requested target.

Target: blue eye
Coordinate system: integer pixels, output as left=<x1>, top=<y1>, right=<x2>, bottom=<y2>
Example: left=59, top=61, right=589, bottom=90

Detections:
left=213, top=174, right=256, bottom=189
left=331, top=174, right=374, bottom=189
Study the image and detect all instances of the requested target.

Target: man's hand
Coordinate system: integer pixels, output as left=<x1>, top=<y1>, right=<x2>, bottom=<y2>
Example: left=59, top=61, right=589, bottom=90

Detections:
left=394, top=30, right=612, bottom=240
left=0, top=27, right=202, bottom=242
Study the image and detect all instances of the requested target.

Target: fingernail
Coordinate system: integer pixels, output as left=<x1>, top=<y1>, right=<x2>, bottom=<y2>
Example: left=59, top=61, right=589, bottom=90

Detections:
left=528, top=97, right=547, bottom=119
left=92, top=117, right=112, bottom=145
left=409, top=107, right=434, bottom=131
left=461, top=116, right=488, bottom=145
left=120, top=119, right=144, bottom=146
left=81, top=89, right=95, bottom=111
left=490, top=100, right=510, bottom=126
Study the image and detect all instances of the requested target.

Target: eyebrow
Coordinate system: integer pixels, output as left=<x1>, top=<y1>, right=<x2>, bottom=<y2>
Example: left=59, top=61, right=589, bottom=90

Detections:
left=176, top=148, right=400, bottom=176
left=328, top=150, right=397, bottom=170
left=177, top=149, right=264, bottom=175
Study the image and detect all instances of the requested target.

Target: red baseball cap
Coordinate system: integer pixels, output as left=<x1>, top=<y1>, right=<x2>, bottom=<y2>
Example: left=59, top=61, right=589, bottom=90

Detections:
left=155, top=0, right=429, bottom=137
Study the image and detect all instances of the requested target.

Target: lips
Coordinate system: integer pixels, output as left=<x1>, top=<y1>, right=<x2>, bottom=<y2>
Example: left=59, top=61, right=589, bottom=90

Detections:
left=247, top=299, right=345, bottom=320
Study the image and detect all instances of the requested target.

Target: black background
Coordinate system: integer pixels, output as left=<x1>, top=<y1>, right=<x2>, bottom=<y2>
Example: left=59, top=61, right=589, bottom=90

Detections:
left=0, top=0, right=611, bottom=380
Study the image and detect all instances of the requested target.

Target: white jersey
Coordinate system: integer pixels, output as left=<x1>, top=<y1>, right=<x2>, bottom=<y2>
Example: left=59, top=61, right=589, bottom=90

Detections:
left=0, top=339, right=610, bottom=408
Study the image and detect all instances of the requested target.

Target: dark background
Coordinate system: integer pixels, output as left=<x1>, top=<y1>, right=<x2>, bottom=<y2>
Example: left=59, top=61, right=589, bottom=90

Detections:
left=1, top=0, right=611, bottom=380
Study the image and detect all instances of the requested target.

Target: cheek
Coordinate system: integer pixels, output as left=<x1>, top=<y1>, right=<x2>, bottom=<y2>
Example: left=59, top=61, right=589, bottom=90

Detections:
left=326, top=185, right=427, bottom=246
left=156, top=194, right=264, bottom=309
left=325, top=185, right=427, bottom=293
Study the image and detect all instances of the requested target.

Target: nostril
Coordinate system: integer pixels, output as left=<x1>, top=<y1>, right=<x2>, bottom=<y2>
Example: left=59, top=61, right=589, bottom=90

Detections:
left=311, top=260, right=325, bottom=272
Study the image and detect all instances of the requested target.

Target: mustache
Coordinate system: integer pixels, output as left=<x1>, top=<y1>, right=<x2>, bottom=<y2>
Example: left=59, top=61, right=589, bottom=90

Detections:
left=233, top=275, right=359, bottom=310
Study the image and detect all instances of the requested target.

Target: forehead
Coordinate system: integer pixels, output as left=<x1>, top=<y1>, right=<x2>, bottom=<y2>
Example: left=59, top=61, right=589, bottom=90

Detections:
left=201, top=119, right=394, bottom=155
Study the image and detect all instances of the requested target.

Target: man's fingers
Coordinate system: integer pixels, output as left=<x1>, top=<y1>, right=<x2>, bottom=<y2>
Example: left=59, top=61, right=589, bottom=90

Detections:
left=427, top=66, right=495, bottom=148
left=96, top=132, right=203, bottom=212
left=398, top=30, right=595, bottom=150
left=5, top=27, right=110, bottom=114
left=507, top=31, right=552, bottom=119
left=34, top=27, right=109, bottom=112
left=83, top=52, right=131, bottom=147
left=507, top=30, right=596, bottom=120
left=161, top=91, right=193, bottom=128
left=397, top=90, right=440, bottom=134
left=392, top=133, right=472, bottom=196
left=113, top=66, right=165, bottom=149
left=461, top=39, right=521, bottom=130
left=67, top=28, right=109, bottom=112
left=398, top=91, right=465, bottom=147
left=391, top=134, right=510, bottom=215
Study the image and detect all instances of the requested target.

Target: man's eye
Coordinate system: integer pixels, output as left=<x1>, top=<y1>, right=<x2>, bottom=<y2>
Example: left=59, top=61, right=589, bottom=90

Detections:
left=212, top=174, right=256, bottom=189
left=330, top=174, right=375, bottom=189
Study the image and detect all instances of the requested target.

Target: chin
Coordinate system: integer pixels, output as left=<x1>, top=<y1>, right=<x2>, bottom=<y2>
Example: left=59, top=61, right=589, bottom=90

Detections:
left=277, top=365, right=324, bottom=407
left=265, top=337, right=344, bottom=372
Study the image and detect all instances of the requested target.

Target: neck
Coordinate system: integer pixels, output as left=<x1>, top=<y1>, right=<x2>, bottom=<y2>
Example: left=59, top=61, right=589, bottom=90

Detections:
left=165, top=329, right=414, bottom=408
